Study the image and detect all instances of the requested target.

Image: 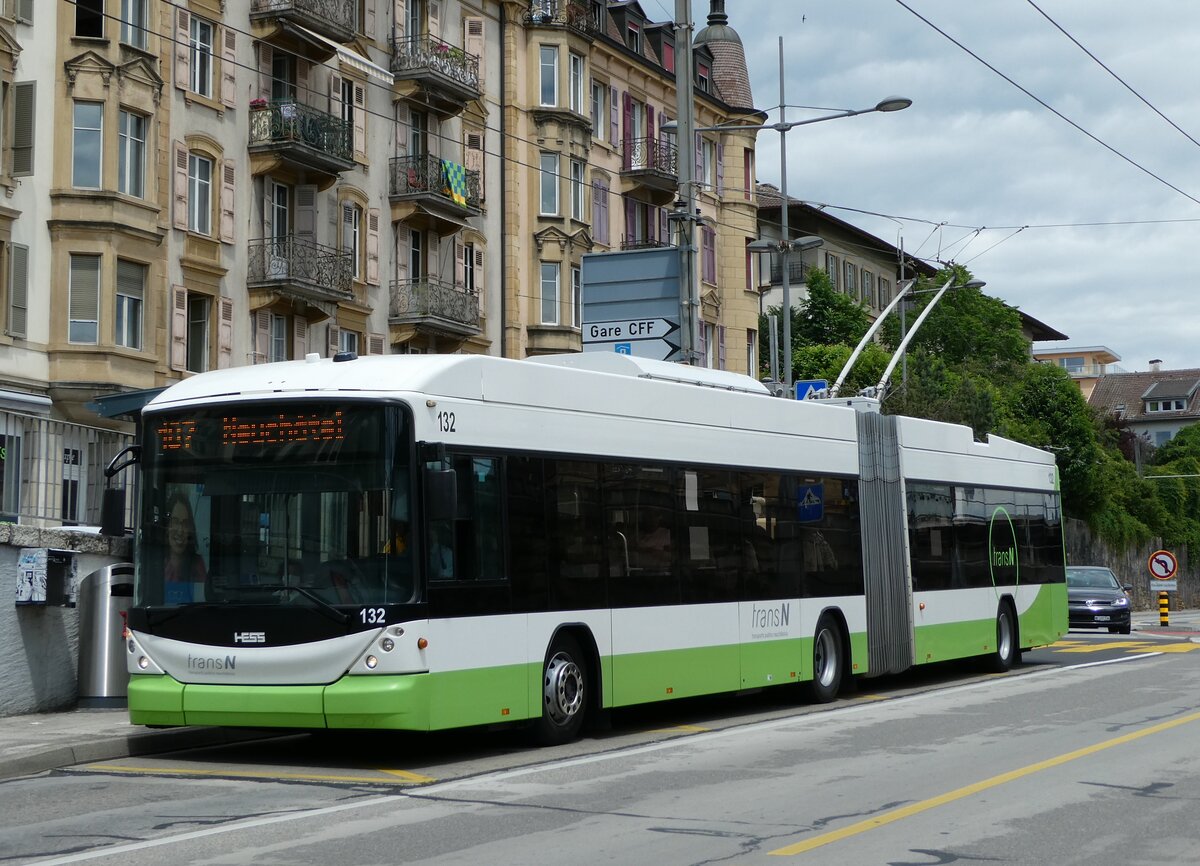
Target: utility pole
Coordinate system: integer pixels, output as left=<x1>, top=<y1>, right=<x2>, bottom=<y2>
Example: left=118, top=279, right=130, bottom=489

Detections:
left=673, top=0, right=698, bottom=365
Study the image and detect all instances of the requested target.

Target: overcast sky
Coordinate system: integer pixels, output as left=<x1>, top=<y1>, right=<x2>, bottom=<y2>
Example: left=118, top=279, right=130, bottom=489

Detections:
left=687, top=0, right=1200, bottom=372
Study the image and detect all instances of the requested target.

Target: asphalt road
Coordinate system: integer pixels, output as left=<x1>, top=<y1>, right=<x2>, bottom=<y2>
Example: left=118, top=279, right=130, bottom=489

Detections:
left=4, top=631, right=1200, bottom=865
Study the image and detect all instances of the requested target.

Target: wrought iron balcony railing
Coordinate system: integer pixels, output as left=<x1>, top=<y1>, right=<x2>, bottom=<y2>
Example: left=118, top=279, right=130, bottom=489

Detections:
left=620, top=238, right=675, bottom=251
left=389, top=278, right=480, bottom=331
left=249, top=0, right=354, bottom=40
left=388, top=155, right=482, bottom=210
left=390, top=34, right=481, bottom=93
left=621, top=137, right=678, bottom=176
left=249, top=102, right=352, bottom=163
left=769, top=259, right=810, bottom=284
left=522, top=1, right=599, bottom=39
left=247, top=236, right=354, bottom=298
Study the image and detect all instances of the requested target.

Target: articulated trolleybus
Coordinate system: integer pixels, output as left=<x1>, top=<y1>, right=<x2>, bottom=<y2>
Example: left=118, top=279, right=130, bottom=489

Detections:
left=124, top=352, right=1066, bottom=743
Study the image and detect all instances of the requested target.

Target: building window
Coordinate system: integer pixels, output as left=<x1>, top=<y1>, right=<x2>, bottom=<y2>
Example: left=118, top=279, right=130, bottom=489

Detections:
left=190, top=16, right=214, bottom=98
left=339, top=329, right=359, bottom=355
left=746, top=329, right=756, bottom=377
left=268, top=313, right=288, bottom=362
left=270, top=181, right=290, bottom=239
left=569, top=52, right=584, bottom=113
left=1058, top=357, right=1085, bottom=374
left=662, top=42, right=675, bottom=73
left=700, top=138, right=715, bottom=189
left=701, top=226, right=716, bottom=283
left=68, top=254, right=101, bottom=344
left=592, top=179, right=609, bottom=244
left=72, top=102, right=103, bottom=189
left=844, top=261, right=856, bottom=299
left=342, top=203, right=362, bottom=280
left=826, top=253, right=839, bottom=290
left=76, top=0, right=104, bottom=38
left=626, top=22, right=641, bottom=53
left=571, top=265, right=582, bottom=328
left=409, top=229, right=423, bottom=278
left=590, top=80, right=606, bottom=143
left=1147, top=399, right=1186, bottom=413
left=540, top=152, right=559, bottom=215
left=188, top=153, right=212, bottom=234
left=570, top=159, right=585, bottom=221
left=271, top=50, right=296, bottom=103
left=120, top=0, right=148, bottom=49
left=540, top=261, right=559, bottom=324
left=697, top=62, right=710, bottom=93
left=118, top=110, right=146, bottom=198
left=879, top=278, right=891, bottom=306
left=115, top=259, right=145, bottom=350
left=539, top=45, right=558, bottom=107
left=463, top=242, right=476, bottom=292
left=861, top=269, right=873, bottom=306
left=187, top=294, right=210, bottom=373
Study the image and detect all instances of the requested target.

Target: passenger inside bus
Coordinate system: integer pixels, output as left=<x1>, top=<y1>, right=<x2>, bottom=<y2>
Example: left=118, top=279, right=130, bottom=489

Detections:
left=164, top=493, right=207, bottom=603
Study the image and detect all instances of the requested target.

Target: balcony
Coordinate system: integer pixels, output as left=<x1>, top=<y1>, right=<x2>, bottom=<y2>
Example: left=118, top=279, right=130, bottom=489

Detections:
left=620, top=238, right=674, bottom=251
left=390, top=34, right=481, bottom=116
left=250, top=0, right=354, bottom=59
left=619, top=137, right=678, bottom=207
left=768, top=259, right=810, bottom=285
left=248, top=102, right=354, bottom=186
left=522, top=1, right=599, bottom=41
left=389, top=278, right=481, bottom=340
left=389, top=155, right=482, bottom=235
left=247, top=237, right=354, bottom=313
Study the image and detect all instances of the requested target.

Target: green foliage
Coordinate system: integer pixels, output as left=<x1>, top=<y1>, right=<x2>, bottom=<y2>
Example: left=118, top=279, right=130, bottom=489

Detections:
left=883, top=354, right=999, bottom=440
left=793, top=343, right=890, bottom=394
left=794, top=268, right=870, bottom=347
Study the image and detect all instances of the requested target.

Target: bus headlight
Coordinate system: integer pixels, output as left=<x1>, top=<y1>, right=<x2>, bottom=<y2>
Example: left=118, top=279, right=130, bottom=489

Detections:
left=380, top=638, right=395, bottom=652
left=137, top=656, right=149, bottom=670
left=365, top=655, right=379, bottom=669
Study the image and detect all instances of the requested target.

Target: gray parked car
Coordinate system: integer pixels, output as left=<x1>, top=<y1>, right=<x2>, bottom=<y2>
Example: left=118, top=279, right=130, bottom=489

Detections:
left=1066, top=566, right=1133, bottom=634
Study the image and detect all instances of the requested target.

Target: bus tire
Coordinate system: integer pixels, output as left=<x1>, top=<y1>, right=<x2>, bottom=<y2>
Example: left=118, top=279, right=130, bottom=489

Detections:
left=987, top=603, right=1018, bottom=673
left=807, top=615, right=844, bottom=703
left=534, top=633, right=587, bottom=746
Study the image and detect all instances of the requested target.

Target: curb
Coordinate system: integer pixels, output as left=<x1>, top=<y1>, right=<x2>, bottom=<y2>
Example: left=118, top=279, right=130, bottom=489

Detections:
left=0, top=726, right=282, bottom=782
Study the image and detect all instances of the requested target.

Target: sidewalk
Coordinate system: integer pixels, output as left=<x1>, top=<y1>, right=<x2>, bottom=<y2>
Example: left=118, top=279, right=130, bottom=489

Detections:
left=2, top=609, right=1197, bottom=782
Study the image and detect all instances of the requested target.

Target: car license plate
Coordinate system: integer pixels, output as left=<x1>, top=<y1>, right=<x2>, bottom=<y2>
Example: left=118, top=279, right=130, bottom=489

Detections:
left=1095, top=615, right=1111, bottom=622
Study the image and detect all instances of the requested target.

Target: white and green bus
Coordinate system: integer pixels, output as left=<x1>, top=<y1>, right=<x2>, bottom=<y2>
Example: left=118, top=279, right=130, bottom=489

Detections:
left=123, top=352, right=1067, bottom=744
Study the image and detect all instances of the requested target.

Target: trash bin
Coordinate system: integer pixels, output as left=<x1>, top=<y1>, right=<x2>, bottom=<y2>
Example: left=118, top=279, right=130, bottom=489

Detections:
left=77, top=563, right=134, bottom=708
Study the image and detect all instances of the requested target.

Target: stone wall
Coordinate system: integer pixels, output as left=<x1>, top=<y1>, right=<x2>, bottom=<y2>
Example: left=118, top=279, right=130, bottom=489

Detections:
left=0, top=527, right=131, bottom=717
left=1064, top=518, right=1195, bottom=611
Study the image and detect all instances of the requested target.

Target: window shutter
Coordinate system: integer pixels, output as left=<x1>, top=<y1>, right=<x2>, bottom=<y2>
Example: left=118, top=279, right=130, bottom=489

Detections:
left=698, top=322, right=707, bottom=363
left=394, top=0, right=407, bottom=39
left=69, top=255, right=100, bottom=334
left=172, top=141, right=189, bottom=230
left=366, top=209, right=380, bottom=285
left=718, top=325, right=726, bottom=370
left=257, top=42, right=272, bottom=100
left=429, top=0, right=440, bottom=37
left=365, top=0, right=377, bottom=39
left=368, top=333, right=386, bottom=355
left=329, top=72, right=343, bottom=118
left=353, top=83, right=367, bottom=156
left=621, top=92, right=632, bottom=168
left=454, top=238, right=465, bottom=287
left=394, top=102, right=409, bottom=155
left=428, top=234, right=440, bottom=279
left=624, top=198, right=635, bottom=243
left=115, top=259, right=145, bottom=300
left=11, top=82, right=34, bottom=177
left=658, top=206, right=668, bottom=242
left=474, top=247, right=485, bottom=308
left=695, top=133, right=703, bottom=186
left=221, top=28, right=237, bottom=107
left=464, top=130, right=484, bottom=199
left=254, top=310, right=271, bottom=363
left=609, top=86, right=618, bottom=149
left=327, top=323, right=340, bottom=357
left=646, top=104, right=655, bottom=140
left=217, top=297, right=233, bottom=368
left=464, top=17, right=484, bottom=86
left=8, top=243, right=28, bottom=338
left=295, top=184, right=317, bottom=242
left=292, top=317, right=308, bottom=358
left=743, top=147, right=752, bottom=200
left=297, top=59, right=310, bottom=103
left=341, top=203, right=355, bottom=257
left=170, top=286, right=188, bottom=371
left=716, top=143, right=725, bottom=196
left=395, top=230, right=409, bottom=283
left=174, top=9, right=190, bottom=92
left=219, top=160, right=236, bottom=243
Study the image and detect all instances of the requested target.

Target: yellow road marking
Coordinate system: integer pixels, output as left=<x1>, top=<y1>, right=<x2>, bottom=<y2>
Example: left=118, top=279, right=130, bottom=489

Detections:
left=378, top=768, right=437, bottom=782
left=647, top=724, right=711, bottom=734
left=1056, top=641, right=1153, bottom=653
left=855, top=694, right=890, bottom=702
left=1147, top=642, right=1200, bottom=653
left=83, top=763, right=435, bottom=785
left=769, top=708, right=1200, bottom=856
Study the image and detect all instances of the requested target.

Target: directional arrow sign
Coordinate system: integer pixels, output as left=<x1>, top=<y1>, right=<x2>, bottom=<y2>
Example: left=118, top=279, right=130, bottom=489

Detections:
left=583, top=318, right=679, bottom=344
left=585, top=337, right=680, bottom=361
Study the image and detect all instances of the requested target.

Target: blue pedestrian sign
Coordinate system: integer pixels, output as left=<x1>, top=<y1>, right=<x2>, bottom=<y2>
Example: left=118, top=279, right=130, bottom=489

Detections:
left=797, top=484, right=824, bottom=523
left=795, top=379, right=828, bottom=400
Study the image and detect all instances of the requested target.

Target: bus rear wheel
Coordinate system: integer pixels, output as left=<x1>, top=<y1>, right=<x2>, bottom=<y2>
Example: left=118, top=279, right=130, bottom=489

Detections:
left=534, top=634, right=587, bottom=745
left=987, top=603, right=1018, bottom=673
left=807, top=615, right=844, bottom=703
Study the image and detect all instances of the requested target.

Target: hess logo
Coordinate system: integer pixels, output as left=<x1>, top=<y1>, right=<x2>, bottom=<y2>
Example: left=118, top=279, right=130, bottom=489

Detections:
left=233, top=632, right=266, bottom=644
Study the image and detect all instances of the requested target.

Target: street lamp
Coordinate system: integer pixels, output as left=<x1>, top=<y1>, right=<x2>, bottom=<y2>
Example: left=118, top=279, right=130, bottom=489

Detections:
left=663, top=37, right=910, bottom=386
left=748, top=235, right=823, bottom=390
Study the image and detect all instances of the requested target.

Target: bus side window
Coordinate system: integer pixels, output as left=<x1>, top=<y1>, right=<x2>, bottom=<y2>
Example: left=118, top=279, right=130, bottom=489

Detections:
left=428, top=454, right=504, bottom=582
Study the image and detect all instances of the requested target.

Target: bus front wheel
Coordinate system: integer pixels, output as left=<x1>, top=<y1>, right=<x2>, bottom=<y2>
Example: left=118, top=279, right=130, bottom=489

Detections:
left=534, top=634, right=587, bottom=745
left=808, top=615, right=844, bottom=703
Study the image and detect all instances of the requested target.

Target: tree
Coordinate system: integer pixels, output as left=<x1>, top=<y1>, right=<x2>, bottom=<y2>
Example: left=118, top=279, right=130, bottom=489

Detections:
left=757, top=267, right=870, bottom=384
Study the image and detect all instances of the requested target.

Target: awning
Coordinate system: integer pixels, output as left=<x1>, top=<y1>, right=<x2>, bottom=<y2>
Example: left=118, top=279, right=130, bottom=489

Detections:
left=0, top=388, right=52, bottom=415
left=297, top=26, right=395, bottom=84
left=397, top=203, right=474, bottom=236
left=87, top=387, right=167, bottom=420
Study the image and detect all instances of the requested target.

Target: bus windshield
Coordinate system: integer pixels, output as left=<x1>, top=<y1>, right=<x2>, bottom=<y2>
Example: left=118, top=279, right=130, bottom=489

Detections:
left=137, top=402, right=415, bottom=609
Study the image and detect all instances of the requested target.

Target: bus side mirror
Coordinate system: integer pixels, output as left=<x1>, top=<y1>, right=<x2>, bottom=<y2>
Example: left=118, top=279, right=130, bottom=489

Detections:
left=424, top=467, right=457, bottom=522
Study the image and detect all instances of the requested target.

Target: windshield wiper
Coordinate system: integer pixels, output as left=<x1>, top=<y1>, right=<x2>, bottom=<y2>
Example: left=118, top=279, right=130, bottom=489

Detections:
left=212, top=580, right=349, bottom=624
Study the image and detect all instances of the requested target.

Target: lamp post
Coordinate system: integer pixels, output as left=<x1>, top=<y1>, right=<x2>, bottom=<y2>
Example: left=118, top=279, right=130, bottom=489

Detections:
left=666, top=38, right=910, bottom=385
left=748, top=234, right=823, bottom=389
